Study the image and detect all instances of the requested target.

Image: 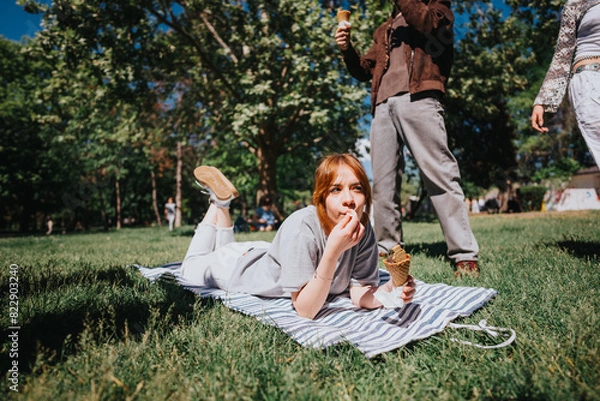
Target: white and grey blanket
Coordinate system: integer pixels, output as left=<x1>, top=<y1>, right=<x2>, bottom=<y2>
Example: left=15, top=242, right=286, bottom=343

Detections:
left=136, top=263, right=500, bottom=358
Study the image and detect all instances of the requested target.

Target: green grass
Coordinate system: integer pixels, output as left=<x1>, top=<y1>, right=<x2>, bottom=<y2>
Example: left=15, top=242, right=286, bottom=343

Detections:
left=1, top=211, right=599, bottom=400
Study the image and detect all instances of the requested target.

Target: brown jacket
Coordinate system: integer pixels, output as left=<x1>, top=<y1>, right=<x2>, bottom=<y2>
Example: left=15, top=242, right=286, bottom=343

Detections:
left=342, top=0, right=454, bottom=115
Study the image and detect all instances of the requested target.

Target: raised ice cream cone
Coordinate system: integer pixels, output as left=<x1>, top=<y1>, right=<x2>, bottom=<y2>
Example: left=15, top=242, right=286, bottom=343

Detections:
left=336, top=10, right=351, bottom=27
left=383, top=244, right=411, bottom=287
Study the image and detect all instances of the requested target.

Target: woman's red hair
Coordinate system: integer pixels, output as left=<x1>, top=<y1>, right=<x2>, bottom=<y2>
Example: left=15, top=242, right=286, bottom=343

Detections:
left=312, top=154, right=372, bottom=235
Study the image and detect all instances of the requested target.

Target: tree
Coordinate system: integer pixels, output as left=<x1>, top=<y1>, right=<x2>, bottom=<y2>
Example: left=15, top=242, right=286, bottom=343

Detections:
left=0, top=37, right=82, bottom=232
left=448, top=0, right=592, bottom=188
left=13, top=0, right=583, bottom=230
left=444, top=1, right=534, bottom=188
left=30, top=0, right=369, bottom=208
left=506, top=0, right=593, bottom=179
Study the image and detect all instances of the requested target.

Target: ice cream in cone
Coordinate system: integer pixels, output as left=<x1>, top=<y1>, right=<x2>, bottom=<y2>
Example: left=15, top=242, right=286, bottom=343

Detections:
left=336, top=10, right=351, bottom=27
left=383, top=244, right=411, bottom=287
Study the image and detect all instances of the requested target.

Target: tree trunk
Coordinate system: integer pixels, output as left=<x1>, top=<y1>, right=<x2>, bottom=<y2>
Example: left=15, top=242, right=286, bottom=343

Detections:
left=99, top=181, right=109, bottom=231
left=115, top=178, right=122, bottom=229
left=255, top=133, right=279, bottom=205
left=101, top=209, right=107, bottom=231
left=151, top=169, right=162, bottom=227
left=18, top=201, right=33, bottom=233
left=175, top=141, right=183, bottom=228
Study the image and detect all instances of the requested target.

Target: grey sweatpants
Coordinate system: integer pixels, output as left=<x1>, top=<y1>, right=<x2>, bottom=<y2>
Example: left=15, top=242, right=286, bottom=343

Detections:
left=370, top=93, right=479, bottom=262
left=181, top=223, right=268, bottom=289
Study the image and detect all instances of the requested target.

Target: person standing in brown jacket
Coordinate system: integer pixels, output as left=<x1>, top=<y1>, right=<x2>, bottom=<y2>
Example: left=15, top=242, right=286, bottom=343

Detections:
left=335, top=0, right=480, bottom=277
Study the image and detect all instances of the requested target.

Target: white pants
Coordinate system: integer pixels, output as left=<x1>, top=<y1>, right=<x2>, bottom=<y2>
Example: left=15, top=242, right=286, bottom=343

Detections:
left=569, top=70, right=600, bottom=169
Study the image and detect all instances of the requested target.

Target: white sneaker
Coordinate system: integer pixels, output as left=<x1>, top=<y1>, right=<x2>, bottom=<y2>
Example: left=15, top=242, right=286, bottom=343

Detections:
left=193, top=166, right=239, bottom=208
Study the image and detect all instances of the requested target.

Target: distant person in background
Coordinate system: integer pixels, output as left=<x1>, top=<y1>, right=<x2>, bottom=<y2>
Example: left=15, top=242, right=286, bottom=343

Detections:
left=478, top=197, right=485, bottom=212
left=46, top=215, right=53, bottom=235
left=531, top=0, right=600, bottom=169
left=499, top=179, right=522, bottom=214
left=164, top=197, right=176, bottom=231
left=471, top=197, right=480, bottom=214
left=255, top=196, right=279, bottom=231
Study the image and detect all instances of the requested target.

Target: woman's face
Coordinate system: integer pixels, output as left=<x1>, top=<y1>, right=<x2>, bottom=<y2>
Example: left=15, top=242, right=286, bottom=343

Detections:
left=324, top=164, right=367, bottom=226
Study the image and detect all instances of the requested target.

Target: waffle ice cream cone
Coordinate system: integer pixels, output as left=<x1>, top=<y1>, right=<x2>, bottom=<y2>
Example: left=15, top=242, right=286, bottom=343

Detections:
left=383, top=245, right=411, bottom=287
left=336, top=10, right=351, bottom=27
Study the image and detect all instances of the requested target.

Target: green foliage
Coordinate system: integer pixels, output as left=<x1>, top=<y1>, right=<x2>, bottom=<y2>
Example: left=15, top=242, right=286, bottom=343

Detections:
left=512, top=91, right=590, bottom=181
left=7, top=0, right=376, bottom=229
left=447, top=1, right=534, bottom=187
left=195, top=0, right=370, bottom=196
left=519, top=185, right=547, bottom=212
left=461, top=180, right=486, bottom=199
left=0, top=37, right=82, bottom=231
left=506, top=0, right=595, bottom=177
left=532, top=157, right=581, bottom=183
left=4, top=0, right=593, bottom=231
left=1, top=211, right=599, bottom=399
left=448, top=0, right=589, bottom=188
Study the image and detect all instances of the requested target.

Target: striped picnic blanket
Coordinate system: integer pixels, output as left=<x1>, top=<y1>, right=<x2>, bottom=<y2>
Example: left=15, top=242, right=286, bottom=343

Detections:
left=136, top=263, right=497, bottom=358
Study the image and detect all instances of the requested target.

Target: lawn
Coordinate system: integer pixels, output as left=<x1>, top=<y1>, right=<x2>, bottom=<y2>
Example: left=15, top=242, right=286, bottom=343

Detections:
left=1, top=210, right=599, bottom=400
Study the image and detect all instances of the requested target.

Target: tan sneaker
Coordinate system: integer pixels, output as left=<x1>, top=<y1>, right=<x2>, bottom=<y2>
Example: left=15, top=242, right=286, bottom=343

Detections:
left=193, top=166, right=239, bottom=206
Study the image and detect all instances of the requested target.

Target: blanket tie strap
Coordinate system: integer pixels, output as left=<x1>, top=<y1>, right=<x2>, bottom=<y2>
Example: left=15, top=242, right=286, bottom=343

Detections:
left=448, top=319, right=516, bottom=349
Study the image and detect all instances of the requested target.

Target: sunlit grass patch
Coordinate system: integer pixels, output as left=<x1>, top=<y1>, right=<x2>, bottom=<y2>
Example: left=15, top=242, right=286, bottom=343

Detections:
left=1, top=211, right=599, bottom=400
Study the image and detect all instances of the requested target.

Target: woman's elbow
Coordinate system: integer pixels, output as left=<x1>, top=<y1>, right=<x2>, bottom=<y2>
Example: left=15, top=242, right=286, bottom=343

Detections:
left=350, top=286, right=378, bottom=309
left=351, top=294, right=372, bottom=309
left=351, top=298, right=365, bottom=309
left=292, top=300, right=318, bottom=320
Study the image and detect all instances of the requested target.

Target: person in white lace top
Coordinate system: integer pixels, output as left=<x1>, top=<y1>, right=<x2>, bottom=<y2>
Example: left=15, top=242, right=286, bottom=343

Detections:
left=531, top=0, right=600, bottom=168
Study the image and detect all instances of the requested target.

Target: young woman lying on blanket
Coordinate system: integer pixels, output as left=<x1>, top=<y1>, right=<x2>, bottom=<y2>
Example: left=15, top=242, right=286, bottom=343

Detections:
left=182, top=154, right=416, bottom=319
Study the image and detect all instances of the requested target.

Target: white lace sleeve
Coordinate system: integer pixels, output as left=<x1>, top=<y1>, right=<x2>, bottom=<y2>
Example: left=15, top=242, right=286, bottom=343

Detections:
left=533, top=3, right=578, bottom=113
left=533, top=0, right=600, bottom=113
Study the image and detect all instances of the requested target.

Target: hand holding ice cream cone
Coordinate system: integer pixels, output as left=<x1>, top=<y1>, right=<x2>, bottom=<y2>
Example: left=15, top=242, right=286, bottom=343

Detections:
left=374, top=245, right=415, bottom=308
left=335, top=10, right=352, bottom=51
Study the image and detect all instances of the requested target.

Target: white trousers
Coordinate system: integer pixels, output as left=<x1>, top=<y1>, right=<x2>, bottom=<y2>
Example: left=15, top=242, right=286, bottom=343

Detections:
left=569, top=70, right=600, bottom=169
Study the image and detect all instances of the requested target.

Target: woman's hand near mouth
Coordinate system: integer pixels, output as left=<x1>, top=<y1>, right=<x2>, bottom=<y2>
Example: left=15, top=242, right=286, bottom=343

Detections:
left=327, top=209, right=365, bottom=258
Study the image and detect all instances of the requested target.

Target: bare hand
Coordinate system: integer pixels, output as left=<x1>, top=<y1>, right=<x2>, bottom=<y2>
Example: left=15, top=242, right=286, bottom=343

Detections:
left=531, top=105, right=549, bottom=133
left=327, top=210, right=365, bottom=256
left=400, top=275, right=416, bottom=304
left=335, top=25, right=351, bottom=51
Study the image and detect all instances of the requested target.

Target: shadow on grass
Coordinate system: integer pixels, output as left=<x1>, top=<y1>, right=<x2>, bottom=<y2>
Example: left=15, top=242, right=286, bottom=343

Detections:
left=0, top=267, right=210, bottom=375
left=555, top=239, right=600, bottom=260
left=16, top=265, right=132, bottom=297
left=404, top=241, right=448, bottom=259
left=405, top=212, right=440, bottom=223
left=176, top=228, right=196, bottom=237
